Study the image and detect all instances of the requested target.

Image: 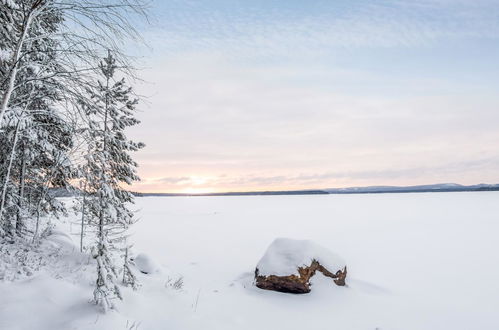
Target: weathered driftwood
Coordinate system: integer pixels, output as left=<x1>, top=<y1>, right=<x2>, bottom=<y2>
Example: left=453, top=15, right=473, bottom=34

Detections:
left=255, top=260, right=347, bottom=294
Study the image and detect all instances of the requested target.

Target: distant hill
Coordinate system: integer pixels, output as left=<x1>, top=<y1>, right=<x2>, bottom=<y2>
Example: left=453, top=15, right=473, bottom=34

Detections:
left=135, top=183, right=499, bottom=197
left=324, top=183, right=499, bottom=194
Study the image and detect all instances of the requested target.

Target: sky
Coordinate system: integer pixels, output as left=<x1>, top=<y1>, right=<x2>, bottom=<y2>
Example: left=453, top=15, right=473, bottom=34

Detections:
left=128, top=0, right=499, bottom=193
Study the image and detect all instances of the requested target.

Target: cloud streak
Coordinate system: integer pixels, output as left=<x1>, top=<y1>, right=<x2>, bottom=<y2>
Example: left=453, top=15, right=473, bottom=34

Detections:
left=142, top=0, right=499, bottom=58
left=127, top=1, right=499, bottom=192
left=134, top=155, right=499, bottom=193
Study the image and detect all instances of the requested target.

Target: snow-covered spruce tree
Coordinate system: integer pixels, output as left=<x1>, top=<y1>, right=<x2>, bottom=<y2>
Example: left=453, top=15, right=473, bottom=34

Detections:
left=0, top=78, right=75, bottom=238
left=79, top=51, right=143, bottom=311
left=19, top=49, right=75, bottom=240
left=26, top=109, right=75, bottom=241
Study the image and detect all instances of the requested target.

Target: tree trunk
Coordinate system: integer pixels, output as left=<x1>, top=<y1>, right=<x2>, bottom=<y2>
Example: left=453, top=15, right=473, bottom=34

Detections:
left=33, top=207, right=41, bottom=241
left=0, top=121, right=21, bottom=235
left=0, top=11, right=35, bottom=126
left=16, top=143, right=27, bottom=235
left=80, top=193, right=86, bottom=252
left=96, top=54, right=111, bottom=297
left=123, top=237, right=128, bottom=284
left=32, top=163, right=57, bottom=242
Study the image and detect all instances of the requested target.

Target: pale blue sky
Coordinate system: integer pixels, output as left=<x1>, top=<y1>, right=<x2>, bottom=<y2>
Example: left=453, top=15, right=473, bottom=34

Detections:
left=129, top=0, right=499, bottom=193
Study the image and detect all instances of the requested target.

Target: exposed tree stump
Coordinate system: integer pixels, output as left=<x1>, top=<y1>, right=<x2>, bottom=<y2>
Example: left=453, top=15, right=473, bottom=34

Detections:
left=254, top=238, right=347, bottom=294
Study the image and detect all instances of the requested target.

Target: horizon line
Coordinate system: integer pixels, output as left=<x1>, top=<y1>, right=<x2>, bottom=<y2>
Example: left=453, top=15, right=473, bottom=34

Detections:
left=132, top=182, right=499, bottom=196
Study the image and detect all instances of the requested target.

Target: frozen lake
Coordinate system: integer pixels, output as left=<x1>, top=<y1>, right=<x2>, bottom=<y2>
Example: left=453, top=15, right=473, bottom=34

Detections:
left=3, top=192, right=498, bottom=330
left=129, top=191, right=499, bottom=330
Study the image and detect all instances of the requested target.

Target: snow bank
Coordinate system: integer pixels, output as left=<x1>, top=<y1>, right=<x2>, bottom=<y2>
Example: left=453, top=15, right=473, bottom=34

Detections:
left=44, top=229, right=75, bottom=252
left=134, top=253, right=160, bottom=274
left=256, top=238, right=346, bottom=276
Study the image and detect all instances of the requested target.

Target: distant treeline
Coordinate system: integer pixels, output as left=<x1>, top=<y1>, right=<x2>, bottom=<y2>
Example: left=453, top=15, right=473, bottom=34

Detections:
left=130, top=184, right=499, bottom=197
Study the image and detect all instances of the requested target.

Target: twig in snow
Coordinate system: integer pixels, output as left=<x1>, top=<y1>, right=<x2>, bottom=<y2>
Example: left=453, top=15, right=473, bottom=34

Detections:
left=193, top=288, right=201, bottom=312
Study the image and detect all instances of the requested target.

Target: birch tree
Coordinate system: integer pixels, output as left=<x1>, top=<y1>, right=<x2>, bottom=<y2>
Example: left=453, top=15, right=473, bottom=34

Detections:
left=1, top=0, right=148, bottom=128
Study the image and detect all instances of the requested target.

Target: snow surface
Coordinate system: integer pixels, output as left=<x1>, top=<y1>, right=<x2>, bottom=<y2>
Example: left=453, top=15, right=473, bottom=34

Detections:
left=134, top=253, right=161, bottom=274
left=1, top=192, right=499, bottom=330
left=256, top=237, right=345, bottom=276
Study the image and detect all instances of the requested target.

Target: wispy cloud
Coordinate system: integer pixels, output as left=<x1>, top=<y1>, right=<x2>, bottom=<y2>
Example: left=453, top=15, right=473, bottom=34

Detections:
left=141, top=0, right=499, bottom=58
left=128, top=1, right=499, bottom=192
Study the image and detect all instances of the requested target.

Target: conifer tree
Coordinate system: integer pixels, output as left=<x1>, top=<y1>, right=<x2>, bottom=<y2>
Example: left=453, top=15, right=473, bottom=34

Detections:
left=79, top=51, right=143, bottom=311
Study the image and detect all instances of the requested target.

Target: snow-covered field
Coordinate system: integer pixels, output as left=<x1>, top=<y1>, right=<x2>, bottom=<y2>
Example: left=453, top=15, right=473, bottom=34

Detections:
left=2, top=192, right=499, bottom=330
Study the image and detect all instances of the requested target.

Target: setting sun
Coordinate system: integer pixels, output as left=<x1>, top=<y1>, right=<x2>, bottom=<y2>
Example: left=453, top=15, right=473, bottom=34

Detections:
left=179, top=187, right=214, bottom=195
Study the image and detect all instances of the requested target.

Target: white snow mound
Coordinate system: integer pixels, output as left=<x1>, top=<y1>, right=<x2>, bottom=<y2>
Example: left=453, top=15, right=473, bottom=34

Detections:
left=256, top=238, right=346, bottom=277
left=44, top=229, right=76, bottom=252
left=134, top=253, right=160, bottom=274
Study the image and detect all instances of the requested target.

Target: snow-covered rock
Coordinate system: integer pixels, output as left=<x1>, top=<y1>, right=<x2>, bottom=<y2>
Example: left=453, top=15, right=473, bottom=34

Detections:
left=133, top=253, right=160, bottom=274
left=256, top=238, right=346, bottom=276
left=255, top=238, right=347, bottom=293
